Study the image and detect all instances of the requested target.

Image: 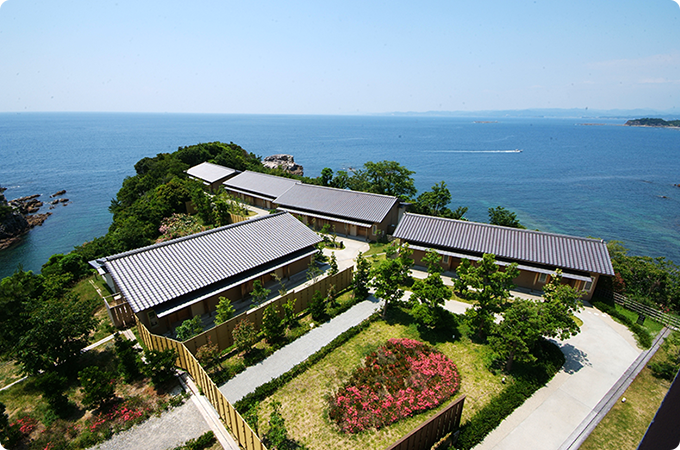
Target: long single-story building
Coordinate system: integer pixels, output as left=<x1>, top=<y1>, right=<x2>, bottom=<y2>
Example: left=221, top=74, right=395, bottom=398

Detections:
left=274, top=183, right=402, bottom=241
left=393, top=213, right=615, bottom=300
left=186, top=161, right=239, bottom=192
left=91, top=212, right=321, bottom=334
left=223, top=170, right=300, bottom=209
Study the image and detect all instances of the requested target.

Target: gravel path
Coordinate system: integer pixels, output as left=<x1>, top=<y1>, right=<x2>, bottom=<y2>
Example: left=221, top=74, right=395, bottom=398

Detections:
left=90, top=396, right=210, bottom=450
left=219, top=296, right=381, bottom=403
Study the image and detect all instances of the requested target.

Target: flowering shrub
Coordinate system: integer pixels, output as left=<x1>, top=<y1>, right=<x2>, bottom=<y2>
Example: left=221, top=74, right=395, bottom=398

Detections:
left=11, top=415, right=38, bottom=435
left=88, top=401, right=147, bottom=434
left=328, top=338, right=460, bottom=433
left=157, top=213, right=206, bottom=242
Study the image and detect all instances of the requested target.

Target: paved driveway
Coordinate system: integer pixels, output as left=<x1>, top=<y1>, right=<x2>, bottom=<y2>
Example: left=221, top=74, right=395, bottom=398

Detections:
left=471, top=302, right=642, bottom=450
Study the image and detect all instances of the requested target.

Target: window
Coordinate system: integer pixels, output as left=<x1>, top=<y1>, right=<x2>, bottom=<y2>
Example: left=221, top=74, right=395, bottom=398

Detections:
left=584, top=279, right=593, bottom=292
left=372, top=224, right=377, bottom=235
left=442, top=254, right=449, bottom=264
left=147, top=310, right=159, bottom=328
left=538, top=273, right=548, bottom=283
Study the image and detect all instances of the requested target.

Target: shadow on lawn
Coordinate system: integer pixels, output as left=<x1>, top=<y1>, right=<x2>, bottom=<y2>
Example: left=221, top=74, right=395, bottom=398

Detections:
left=384, top=306, right=464, bottom=347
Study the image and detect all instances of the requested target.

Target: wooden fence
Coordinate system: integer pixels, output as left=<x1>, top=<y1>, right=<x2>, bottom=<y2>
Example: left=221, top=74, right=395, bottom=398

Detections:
left=385, top=395, right=466, bottom=450
left=612, top=292, right=680, bottom=330
left=136, top=317, right=267, bottom=450
left=229, top=213, right=249, bottom=224
left=104, top=295, right=135, bottom=328
left=183, top=266, right=354, bottom=354
left=595, top=287, right=680, bottom=330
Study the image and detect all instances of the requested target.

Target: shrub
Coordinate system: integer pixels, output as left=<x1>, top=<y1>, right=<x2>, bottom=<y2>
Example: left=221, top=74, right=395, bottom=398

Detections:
left=114, top=332, right=142, bottom=382
left=215, top=296, right=235, bottom=324
left=196, top=337, right=220, bottom=372
left=282, top=298, right=298, bottom=329
left=328, top=338, right=460, bottom=433
left=143, top=348, right=178, bottom=387
left=264, top=400, right=303, bottom=450
left=309, top=290, right=326, bottom=321
left=648, top=360, right=679, bottom=381
left=35, top=370, right=69, bottom=413
left=175, top=316, right=204, bottom=341
left=329, top=253, right=339, bottom=276
left=263, top=304, right=285, bottom=344
left=79, top=366, right=117, bottom=410
left=0, top=402, right=21, bottom=449
left=233, top=318, right=258, bottom=355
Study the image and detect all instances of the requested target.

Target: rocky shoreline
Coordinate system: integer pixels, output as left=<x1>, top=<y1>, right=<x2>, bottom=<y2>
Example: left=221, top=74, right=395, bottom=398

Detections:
left=0, top=187, right=68, bottom=250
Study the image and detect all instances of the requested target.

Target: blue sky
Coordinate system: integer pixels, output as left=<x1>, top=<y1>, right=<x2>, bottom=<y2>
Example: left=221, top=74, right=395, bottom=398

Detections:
left=0, top=0, right=679, bottom=114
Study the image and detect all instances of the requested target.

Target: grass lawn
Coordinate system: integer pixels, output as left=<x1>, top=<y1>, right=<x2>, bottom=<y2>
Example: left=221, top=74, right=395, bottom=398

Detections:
left=612, top=304, right=665, bottom=336
left=0, top=359, right=23, bottom=390
left=363, top=242, right=390, bottom=258
left=579, top=333, right=678, bottom=450
left=254, top=308, right=505, bottom=450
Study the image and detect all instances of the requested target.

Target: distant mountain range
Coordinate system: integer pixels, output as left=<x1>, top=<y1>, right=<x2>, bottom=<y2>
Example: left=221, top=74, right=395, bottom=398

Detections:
left=376, top=108, right=680, bottom=120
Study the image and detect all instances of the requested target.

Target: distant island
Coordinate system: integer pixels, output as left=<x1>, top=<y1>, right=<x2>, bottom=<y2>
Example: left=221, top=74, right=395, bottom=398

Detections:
left=624, top=118, right=680, bottom=128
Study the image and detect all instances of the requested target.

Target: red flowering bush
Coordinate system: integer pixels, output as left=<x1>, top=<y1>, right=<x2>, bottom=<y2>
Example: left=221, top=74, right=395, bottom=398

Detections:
left=11, top=415, right=38, bottom=435
left=328, top=338, right=460, bottom=433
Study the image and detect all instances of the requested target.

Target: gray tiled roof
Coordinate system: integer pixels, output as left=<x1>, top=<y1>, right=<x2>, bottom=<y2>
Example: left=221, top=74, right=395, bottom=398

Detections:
left=394, top=213, right=615, bottom=276
left=223, top=171, right=300, bottom=200
left=186, top=162, right=238, bottom=184
left=274, top=184, right=398, bottom=224
left=100, top=213, right=321, bottom=313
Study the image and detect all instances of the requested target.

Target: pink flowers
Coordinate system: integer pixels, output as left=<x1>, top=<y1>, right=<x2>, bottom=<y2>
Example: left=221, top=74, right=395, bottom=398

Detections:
left=11, top=416, right=38, bottom=435
left=328, top=339, right=460, bottom=433
left=87, top=402, right=145, bottom=433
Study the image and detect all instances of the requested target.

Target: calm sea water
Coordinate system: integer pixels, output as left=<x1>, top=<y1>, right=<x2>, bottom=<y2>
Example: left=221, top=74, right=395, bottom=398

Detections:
left=1, top=113, right=679, bottom=279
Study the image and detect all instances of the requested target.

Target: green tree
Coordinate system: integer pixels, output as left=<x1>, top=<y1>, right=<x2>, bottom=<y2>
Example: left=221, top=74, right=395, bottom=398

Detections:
left=320, top=167, right=334, bottom=186
left=409, top=250, right=451, bottom=328
left=79, top=365, right=117, bottom=410
left=352, top=252, right=371, bottom=301
left=457, top=254, right=519, bottom=339
left=330, top=170, right=350, bottom=189
left=232, top=318, right=258, bottom=355
left=309, top=290, right=326, bottom=321
left=329, top=253, right=339, bottom=276
left=370, top=243, right=413, bottom=318
left=196, top=337, right=220, bottom=374
left=250, top=280, right=271, bottom=307
left=488, top=206, right=524, bottom=228
left=262, top=304, right=285, bottom=344
left=0, top=401, right=21, bottom=448
left=143, top=348, right=177, bottom=387
left=15, top=295, right=98, bottom=376
left=306, top=258, right=322, bottom=284
left=175, top=316, right=204, bottom=341
left=489, top=299, right=542, bottom=372
left=540, top=269, right=583, bottom=340
left=114, top=332, right=142, bottom=383
left=215, top=296, right=236, bottom=324
left=451, top=206, right=469, bottom=220
left=414, top=181, right=453, bottom=217
left=0, top=269, right=43, bottom=357
left=349, top=160, right=417, bottom=200
left=282, top=298, right=297, bottom=329
left=35, top=370, right=70, bottom=412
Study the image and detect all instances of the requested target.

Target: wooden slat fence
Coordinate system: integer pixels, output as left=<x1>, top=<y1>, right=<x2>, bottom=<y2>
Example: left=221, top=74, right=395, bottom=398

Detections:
left=104, top=296, right=135, bottom=328
left=595, top=287, right=680, bottom=330
left=183, top=266, right=354, bottom=354
left=385, top=395, right=466, bottom=450
left=136, top=317, right=267, bottom=450
left=229, top=213, right=249, bottom=224
left=612, top=292, right=680, bottom=330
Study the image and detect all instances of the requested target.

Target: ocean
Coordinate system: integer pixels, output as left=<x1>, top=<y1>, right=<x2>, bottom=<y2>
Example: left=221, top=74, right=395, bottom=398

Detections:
left=1, top=112, right=679, bottom=279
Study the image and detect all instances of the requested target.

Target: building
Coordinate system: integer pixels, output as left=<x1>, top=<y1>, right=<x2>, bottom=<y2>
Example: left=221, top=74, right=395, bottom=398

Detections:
left=92, top=212, right=321, bottom=334
left=223, top=170, right=300, bottom=209
left=274, top=183, right=402, bottom=241
left=393, top=213, right=614, bottom=300
left=186, top=161, right=239, bottom=192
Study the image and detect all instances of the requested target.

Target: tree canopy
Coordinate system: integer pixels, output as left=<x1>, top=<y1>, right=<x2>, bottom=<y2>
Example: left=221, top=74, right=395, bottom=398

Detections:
left=488, top=206, right=524, bottom=228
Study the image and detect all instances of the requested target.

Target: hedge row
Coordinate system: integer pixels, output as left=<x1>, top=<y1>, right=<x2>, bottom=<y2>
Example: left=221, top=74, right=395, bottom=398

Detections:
left=453, top=339, right=565, bottom=450
left=592, top=301, right=652, bottom=349
left=234, top=312, right=381, bottom=414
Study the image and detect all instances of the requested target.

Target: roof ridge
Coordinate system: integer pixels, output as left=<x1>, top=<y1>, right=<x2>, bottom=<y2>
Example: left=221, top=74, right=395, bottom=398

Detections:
left=404, top=213, right=605, bottom=243
left=104, top=212, right=287, bottom=262
left=293, top=183, right=398, bottom=200
left=240, top=170, right=301, bottom=182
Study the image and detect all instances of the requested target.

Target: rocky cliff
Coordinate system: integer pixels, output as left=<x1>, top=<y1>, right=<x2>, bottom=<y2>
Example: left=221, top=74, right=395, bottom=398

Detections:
left=262, top=154, right=304, bottom=176
left=0, top=188, right=63, bottom=250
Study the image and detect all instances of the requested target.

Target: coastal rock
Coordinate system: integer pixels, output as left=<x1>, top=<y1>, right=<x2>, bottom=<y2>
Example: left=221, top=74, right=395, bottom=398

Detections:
left=0, top=210, right=30, bottom=250
left=50, top=190, right=66, bottom=197
left=262, top=154, right=304, bottom=176
left=0, top=192, right=54, bottom=250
